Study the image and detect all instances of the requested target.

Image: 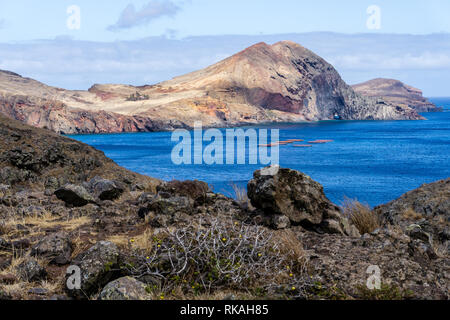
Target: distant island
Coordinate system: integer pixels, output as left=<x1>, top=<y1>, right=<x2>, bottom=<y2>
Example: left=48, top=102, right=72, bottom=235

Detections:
left=352, top=78, right=443, bottom=113
left=0, top=41, right=423, bottom=135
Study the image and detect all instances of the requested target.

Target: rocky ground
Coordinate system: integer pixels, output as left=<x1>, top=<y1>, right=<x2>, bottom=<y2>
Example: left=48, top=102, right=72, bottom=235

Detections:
left=0, top=115, right=448, bottom=300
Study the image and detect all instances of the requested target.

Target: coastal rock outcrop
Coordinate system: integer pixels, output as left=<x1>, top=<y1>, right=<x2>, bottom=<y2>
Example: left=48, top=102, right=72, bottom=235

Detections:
left=352, top=78, right=442, bottom=113
left=0, top=42, right=422, bottom=134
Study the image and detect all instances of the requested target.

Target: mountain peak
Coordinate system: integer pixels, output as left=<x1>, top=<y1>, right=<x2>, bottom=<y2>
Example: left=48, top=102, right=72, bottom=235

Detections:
left=0, top=41, right=423, bottom=134
left=273, top=40, right=304, bottom=48
left=0, top=69, right=22, bottom=78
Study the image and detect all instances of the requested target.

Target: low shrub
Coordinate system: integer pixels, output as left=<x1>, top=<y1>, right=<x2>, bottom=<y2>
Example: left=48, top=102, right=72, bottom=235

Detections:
left=124, top=217, right=309, bottom=298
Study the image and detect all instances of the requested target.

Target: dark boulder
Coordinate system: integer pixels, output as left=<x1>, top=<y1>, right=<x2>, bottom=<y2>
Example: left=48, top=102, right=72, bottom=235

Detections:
left=54, top=184, right=95, bottom=207
left=248, top=165, right=359, bottom=236
left=248, top=165, right=339, bottom=225
left=157, top=180, right=210, bottom=206
left=86, top=176, right=125, bottom=201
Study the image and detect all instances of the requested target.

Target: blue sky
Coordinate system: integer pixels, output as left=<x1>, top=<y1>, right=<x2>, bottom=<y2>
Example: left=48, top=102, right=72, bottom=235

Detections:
left=1, top=0, right=450, bottom=41
left=0, top=1, right=449, bottom=96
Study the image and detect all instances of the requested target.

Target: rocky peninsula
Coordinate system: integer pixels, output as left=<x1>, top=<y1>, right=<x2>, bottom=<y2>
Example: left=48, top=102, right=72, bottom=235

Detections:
left=352, top=78, right=442, bottom=113
left=0, top=41, right=423, bottom=135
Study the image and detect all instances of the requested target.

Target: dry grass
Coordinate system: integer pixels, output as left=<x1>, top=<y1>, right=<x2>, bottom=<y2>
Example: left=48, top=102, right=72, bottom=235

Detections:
left=70, top=233, right=95, bottom=260
left=151, top=288, right=262, bottom=301
left=342, top=198, right=380, bottom=235
left=1, top=282, right=31, bottom=298
left=230, top=182, right=250, bottom=206
left=0, top=253, right=63, bottom=299
left=275, top=229, right=306, bottom=265
left=0, top=254, right=27, bottom=277
left=0, top=254, right=48, bottom=278
left=107, top=228, right=155, bottom=251
left=1, top=211, right=91, bottom=241
left=1, top=278, right=63, bottom=299
left=23, top=214, right=91, bottom=232
left=401, top=208, right=423, bottom=221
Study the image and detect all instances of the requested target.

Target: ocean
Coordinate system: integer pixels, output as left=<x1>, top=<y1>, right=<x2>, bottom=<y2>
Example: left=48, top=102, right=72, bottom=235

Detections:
left=68, top=98, right=450, bottom=207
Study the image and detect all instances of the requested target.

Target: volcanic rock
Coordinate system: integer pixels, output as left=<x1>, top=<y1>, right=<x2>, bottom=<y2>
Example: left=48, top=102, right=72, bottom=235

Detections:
left=374, top=178, right=450, bottom=253
left=69, top=241, right=120, bottom=299
left=31, top=232, right=72, bottom=265
left=98, top=277, right=150, bottom=300
left=248, top=165, right=358, bottom=236
left=16, top=259, right=47, bottom=282
left=86, top=176, right=125, bottom=201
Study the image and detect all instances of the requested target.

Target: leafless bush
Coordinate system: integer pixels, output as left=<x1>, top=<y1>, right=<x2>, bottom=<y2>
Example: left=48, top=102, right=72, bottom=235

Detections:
left=342, top=198, right=380, bottom=235
left=124, top=217, right=309, bottom=297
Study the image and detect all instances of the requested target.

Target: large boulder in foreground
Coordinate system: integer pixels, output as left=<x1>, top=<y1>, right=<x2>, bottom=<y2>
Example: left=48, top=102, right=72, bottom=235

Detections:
left=248, top=165, right=339, bottom=225
left=248, top=165, right=359, bottom=236
left=98, top=277, right=150, bottom=300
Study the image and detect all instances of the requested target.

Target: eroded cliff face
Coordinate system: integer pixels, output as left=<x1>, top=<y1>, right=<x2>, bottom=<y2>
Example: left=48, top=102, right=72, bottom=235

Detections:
left=0, top=41, right=423, bottom=134
left=0, top=94, right=189, bottom=134
left=352, top=78, right=442, bottom=113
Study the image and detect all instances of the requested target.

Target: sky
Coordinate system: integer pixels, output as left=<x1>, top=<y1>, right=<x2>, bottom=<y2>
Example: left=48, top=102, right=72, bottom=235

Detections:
left=0, top=0, right=450, bottom=96
left=1, top=0, right=450, bottom=40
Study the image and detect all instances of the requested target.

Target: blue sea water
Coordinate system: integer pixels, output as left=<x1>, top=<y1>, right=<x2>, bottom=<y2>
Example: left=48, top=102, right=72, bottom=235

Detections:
left=68, top=98, right=450, bottom=207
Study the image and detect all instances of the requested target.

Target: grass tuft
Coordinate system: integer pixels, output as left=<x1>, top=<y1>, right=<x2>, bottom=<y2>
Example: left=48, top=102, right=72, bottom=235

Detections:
left=342, top=198, right=380, bottom=235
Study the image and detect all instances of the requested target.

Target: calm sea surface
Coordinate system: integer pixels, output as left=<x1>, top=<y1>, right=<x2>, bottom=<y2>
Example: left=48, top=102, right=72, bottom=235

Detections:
left=68, top=98, right=450, bottom=207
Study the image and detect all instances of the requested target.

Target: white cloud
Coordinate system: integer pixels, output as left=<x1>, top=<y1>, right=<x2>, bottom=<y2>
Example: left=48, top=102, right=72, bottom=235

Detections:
left=1, top=33, right=449, bottom=96
left=108, top=1, right=181, bottom=31
left=329, top=52, right=450, bottom=70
